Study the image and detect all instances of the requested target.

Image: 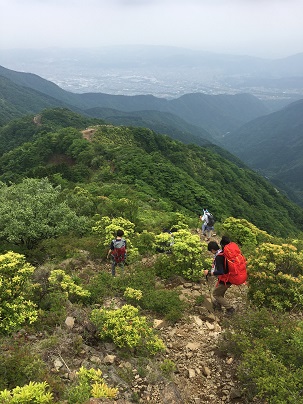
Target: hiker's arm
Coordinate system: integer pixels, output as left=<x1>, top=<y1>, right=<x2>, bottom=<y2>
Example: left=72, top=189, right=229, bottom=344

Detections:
left=107, top=241, right=114, bottom=258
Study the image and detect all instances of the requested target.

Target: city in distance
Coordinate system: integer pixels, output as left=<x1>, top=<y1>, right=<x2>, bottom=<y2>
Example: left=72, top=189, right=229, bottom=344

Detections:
left=1, top=45, right=303, bottom=111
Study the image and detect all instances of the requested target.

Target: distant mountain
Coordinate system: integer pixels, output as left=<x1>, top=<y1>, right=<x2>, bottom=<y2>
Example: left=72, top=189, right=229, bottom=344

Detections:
left=221, top=99, right=303, bottom=206
left=2, top=46, right=303, bottom=77
left=1, top=46, right=303, bottom=108
left=2, top=64, right=303, bottom=208
left=0, top=65, right=270, bottom=139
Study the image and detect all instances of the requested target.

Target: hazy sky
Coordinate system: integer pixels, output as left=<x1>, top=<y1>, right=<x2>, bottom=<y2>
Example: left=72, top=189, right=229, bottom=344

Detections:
left=1, top=0, right=302, bottom=58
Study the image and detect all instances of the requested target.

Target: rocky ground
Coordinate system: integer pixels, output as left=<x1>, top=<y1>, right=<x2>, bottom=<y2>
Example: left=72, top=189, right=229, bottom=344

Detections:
left=23, top=272, right=249, bottom=403
left=139, top=277, right=248, bottom=404
left=15, top=234, right=252, bottom=403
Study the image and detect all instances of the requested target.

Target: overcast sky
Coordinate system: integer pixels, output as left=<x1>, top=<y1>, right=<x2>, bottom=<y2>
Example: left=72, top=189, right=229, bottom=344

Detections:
left=0, top=0, right=302, bottom=58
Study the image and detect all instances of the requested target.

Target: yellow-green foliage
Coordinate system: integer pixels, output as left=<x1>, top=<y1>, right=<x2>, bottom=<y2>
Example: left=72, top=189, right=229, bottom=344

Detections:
left=66, top=367, right=118, bottom=403
left=222, top=217, right=273, bottom=247
left=48, top=269, right=90, bottom=299
left=90, top=304, right=165, bottom=354
left=155, top=227, right=205, bottom=281
left=0, top=252, right=38, bottom=333
left=92, top=216, right=139, bottom=261
left=0, top=381, right=53, bottom=403
left=248, top=242, right=303, bottom=310
left=124, top=287, right=143, bottom=301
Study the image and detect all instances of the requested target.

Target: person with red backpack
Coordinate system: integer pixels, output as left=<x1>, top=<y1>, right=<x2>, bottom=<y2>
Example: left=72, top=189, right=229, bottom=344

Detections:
left=107, top=229, right=127, bottom=276
left=204, top=236, right=247, bottom=315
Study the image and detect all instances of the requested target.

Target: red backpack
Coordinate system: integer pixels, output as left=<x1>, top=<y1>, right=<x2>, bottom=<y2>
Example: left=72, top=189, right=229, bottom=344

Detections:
left=111, top=239, right=126, bottom=263
left=218, top=242, right=247, bottom=285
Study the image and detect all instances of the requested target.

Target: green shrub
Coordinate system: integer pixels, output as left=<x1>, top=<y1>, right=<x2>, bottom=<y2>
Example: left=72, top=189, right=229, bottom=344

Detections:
left=34, top=235, right=101, bottom=262
left=86, top=271, right=116, bottom=304
left=248, top=243, right=303, bottom=310
left=160, top=359, right=176, bottom=377
left=0, top=381, right=53, bottom=403
left=123, top=287, right=143, bottom=306
left=0, top=252, right=38, bottom=333
left=221, top=308, right=303, bottom=403
left=65, top=367, right=118, bottom=403
left=132, top=230, right=156, bottom=255
left=90, top=305, right=165, bottom=355
left=221, top=217, right=273, bottom=247
left=140, top=289, right=186, bottom=323
left=0, top=341, right=48, bottom=391
left=154, top=228, right=204, bottom=281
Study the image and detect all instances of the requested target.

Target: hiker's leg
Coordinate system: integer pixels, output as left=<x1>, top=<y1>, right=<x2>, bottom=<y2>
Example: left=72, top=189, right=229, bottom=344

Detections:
left=111, top=261, right=116, bottom=276
left=212, top=283, right=232, bottom=309
left=119, top=262, right=125, bottom=276
left=205, top=227, right=211, bottom=239
left=202, top=223, right=206, bottom=235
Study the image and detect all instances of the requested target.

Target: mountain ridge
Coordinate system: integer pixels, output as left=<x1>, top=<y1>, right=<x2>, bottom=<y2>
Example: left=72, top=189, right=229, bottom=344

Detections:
left=222, top=99, right=303, bottom=205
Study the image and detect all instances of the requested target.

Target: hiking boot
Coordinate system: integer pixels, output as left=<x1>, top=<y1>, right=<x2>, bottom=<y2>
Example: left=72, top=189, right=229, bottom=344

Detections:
left=226, top=307, right=235, bottom=316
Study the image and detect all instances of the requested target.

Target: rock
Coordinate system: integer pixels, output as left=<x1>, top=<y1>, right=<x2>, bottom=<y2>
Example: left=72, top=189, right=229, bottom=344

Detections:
left=104, top=354, right=116, bottom=364
left=188, top=368, right=196, bottom=378
left=230, top=388, right=243, bottom=399
left=205, top=321, right=215, bottom=330
left=161, top=382, right=183, bottom=403
left=202, top=366, right=211, bottom=377
left=193, top=316, right=203, bottom=327
left=54, top=358, right=64, bottom=371
left=153, top=319, right=165, bottom=328
left=65, top=316, right=75, bottom=329
left=90, top=355, right=102, bottom=364
left=186, top=342, right=200, bottom=351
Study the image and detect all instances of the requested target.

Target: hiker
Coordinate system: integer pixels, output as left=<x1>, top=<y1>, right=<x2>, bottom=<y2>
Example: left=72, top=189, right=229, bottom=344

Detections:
left=107, top=229, right=127, bottom=276
left=204, top=236, right=247, bottom=315
left=200, top=209, right=215, bottom=240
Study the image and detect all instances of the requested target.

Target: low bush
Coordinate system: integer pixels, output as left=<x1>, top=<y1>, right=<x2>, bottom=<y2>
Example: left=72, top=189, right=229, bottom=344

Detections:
left=65, top=367, right=118, bottom=403
left=140, top=289, right=186, bottom=323
left=90, top=304, right=165, bottom=355
left=0, top=341, right=48, bottom=391
left=220, top=308, right=303, bottom=403
left=248, top=243, right=303, bottom=310
left=0, top=381, right=53, bottom=403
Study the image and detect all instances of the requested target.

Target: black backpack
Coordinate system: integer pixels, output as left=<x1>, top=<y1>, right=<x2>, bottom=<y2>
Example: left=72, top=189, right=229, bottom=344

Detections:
left=206, top=213, right=215, bottom=227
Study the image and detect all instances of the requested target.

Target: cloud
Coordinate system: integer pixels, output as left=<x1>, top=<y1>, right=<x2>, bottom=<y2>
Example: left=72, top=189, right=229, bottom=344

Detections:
left=0, top=0, right=302, bottom=57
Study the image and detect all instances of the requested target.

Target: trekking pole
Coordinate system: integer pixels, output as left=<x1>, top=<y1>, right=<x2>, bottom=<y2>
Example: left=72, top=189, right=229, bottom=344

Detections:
left=205, top=273, right=212, bottom=302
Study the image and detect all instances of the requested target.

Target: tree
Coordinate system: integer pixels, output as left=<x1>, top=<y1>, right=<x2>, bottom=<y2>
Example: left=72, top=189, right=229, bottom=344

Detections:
left=0, top=178, right=88, bottom=248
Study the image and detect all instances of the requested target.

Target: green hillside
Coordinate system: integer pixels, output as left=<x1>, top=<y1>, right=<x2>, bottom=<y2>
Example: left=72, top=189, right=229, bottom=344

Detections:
left=0, top=107, right=302, bottom=237
left=0, top=75, right=69, bottom=125
left=0, top=65, right=270, bottom=138
left=222, top=99, right=303, bottom=206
